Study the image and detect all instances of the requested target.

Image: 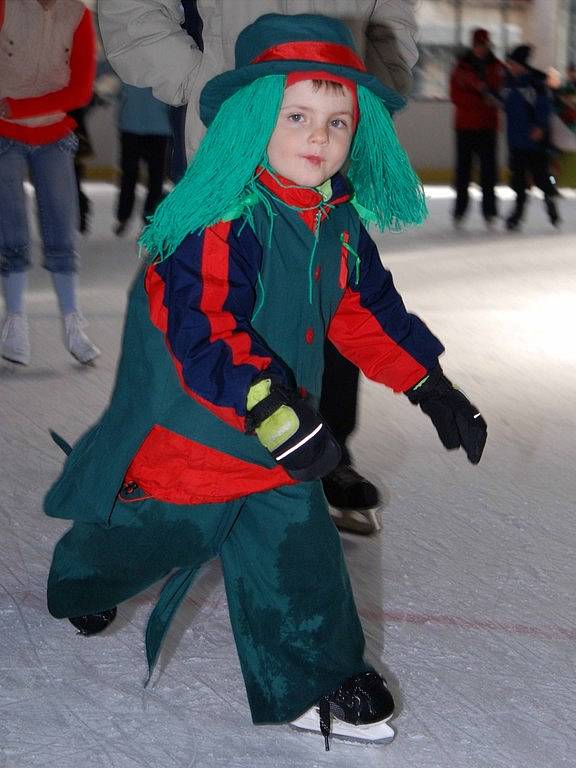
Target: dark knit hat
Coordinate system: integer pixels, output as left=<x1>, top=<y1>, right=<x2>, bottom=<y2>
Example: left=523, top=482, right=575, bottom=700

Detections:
left=472, top=28, right=490, bottom=46
left=200, top=13, right=405, bottom=127
left=508, top=45, right=533, bottom=67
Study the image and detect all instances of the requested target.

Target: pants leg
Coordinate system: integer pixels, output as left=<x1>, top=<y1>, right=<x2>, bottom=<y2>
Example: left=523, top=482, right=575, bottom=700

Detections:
left=169, top=105, right=188, bottom=183
left=528, top=150, right=559, bottom=220
left=116, top=132, right=141, bottom=224
left=47, top=494, right=241, bottom=619
left=220, top=481, right=370, bottom=723
left=320, top=339, right=359, bottom=465
left=453, top=130, right=475, bottom=219
left=0, top=138, right=32, bottom=275
left=28, top=134, right=80, bottom=274
left=141, top=135, right=168, bottom=221
left=508, top=149, right=529, bottom=222
left=478, top=130, right=498, bottom=220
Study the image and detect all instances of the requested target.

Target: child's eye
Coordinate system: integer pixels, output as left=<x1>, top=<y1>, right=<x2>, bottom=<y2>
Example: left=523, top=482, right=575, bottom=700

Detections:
left=330, top=118, right=347, bottom=129
left=287, top=113, right=304, bottom=123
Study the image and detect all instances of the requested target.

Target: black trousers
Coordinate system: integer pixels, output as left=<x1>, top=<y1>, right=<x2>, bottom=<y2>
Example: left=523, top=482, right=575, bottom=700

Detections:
left=320, top=340, right=359, bottom=466
left=116, top=132, right=169, bottom=224
left=453, top=129, right=498, bottom=220
left=507, top=148, right=557, bottom=223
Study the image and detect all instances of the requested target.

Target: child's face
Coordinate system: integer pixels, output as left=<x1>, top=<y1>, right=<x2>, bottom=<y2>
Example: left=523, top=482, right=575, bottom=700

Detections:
left=266, top=79, right=355, bottom=187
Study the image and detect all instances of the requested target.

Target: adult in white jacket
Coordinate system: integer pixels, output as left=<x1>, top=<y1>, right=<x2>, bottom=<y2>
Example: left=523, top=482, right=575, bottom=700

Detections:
left=97, top=0, right=419, bottom=534
left=98, top=0, right=418, bottom=158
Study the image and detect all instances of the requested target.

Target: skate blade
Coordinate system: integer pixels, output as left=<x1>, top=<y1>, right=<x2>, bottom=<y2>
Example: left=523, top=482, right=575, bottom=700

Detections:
left=329, top=506, right=380, bottom=535
left=290, top=709, right=395, bottom=745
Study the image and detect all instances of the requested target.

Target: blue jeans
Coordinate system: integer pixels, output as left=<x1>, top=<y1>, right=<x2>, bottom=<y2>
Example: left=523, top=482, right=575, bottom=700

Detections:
left=0, top=134, right=80, bottom=275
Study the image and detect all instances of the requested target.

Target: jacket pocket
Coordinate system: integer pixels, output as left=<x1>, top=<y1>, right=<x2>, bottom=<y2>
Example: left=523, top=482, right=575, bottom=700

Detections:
left=55, top=133, right=79, bottom=156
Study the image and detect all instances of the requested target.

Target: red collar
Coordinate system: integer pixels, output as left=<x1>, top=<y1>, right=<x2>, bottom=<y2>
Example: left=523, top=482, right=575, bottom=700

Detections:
left=256, top=167, right=325, bottom=210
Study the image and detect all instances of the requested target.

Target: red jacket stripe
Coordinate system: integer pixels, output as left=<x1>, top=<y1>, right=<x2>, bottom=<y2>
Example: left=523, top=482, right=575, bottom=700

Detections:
left=200, top=222, right=273, bottom=371
left=328, top=287, right=428, bottom=393
left=145, top=264, right=246, bottom=431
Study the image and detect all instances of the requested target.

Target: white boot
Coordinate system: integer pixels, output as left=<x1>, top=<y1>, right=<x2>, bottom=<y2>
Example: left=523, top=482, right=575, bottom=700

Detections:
left=1, top=313, right=31, bottom=365
left=290, top=671, right=396, bottom=749
left=62, top=311, right=100, bottom=365
left=290, top=704, right=395, bottom=745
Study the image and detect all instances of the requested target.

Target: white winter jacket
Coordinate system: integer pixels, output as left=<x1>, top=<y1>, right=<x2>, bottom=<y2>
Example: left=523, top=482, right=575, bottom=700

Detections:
left=98, top=0, right=418, bottom=158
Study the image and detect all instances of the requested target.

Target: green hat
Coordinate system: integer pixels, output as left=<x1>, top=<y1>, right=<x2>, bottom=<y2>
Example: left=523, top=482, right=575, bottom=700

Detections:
left=200, top=13, right=406, bottom=126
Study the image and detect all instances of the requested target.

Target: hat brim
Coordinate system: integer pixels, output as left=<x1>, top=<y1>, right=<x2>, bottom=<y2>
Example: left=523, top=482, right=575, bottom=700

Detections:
left=199, top=61, right=406, bottom=127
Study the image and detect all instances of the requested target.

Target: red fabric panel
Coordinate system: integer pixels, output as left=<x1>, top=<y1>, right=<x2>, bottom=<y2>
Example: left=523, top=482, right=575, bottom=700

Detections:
left=145, top=264, right=246, bottom=431
left=126, top=425, right=295, bottom=505
left=200, top=221, right=272, bottom=371
left=328, top=287, right=427, bottom=393
left=253, top=41, right=366, bottom=73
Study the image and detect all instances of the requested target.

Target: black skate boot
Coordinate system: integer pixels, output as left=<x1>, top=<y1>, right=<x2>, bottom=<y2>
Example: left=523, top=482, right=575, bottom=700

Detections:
left=322, top=464, right=381, bottom=535
left=290, top=671, right=395, bottom=750
left=69, top=607, right=117, bottom=636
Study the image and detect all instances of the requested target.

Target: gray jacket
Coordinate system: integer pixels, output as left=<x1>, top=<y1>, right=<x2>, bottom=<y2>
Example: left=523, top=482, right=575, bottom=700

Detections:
left=97, top=0, right=418, bottom=157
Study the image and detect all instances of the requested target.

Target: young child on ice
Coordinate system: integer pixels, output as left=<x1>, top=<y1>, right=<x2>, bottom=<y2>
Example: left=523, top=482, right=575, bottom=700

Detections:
left=45, top=13, right=487, bottom=750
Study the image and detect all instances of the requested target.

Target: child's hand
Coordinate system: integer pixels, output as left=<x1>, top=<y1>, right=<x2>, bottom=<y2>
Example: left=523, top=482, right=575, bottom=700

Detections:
left=406, top=366, right=487, bottom=464
left=246, top=378, right=341, bottom=481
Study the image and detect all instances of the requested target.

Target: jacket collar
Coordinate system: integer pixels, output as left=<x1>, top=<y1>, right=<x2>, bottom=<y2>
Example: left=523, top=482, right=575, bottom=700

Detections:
left=256, top=166, right=352, bottom=211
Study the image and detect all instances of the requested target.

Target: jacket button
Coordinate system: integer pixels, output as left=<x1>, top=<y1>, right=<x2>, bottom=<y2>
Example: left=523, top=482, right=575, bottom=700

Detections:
left=314, top=265, right=321, bottom=281
left=305, top=327, right=314, bottom=344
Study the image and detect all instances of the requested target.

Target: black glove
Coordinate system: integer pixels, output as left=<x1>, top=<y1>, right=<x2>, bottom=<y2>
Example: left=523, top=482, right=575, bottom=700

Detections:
left=406, top=365, right=487, bottom=464
left=246, top=379, right=341, bottom=481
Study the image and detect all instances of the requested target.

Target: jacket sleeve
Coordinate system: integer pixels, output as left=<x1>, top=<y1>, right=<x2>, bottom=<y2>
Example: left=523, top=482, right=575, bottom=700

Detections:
left=146, top=219, right=293, bottom=431
left=5, top=10, right=96, bottom=119
left=97, top=0, right=203, bottom=106
left=366, top=0, right=418, bottom=97
left=534, top=84, right=552, bottom=131
left=450, top=62, right=485, bottom=104
left=327, top=225, right=444, bottom=393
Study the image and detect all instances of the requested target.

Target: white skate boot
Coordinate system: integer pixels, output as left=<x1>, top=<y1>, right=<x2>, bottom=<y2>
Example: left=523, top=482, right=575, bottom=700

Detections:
left=290, top=671, right=395, bottom=750
left=62, top=311, right=100, bottom=365
left=1, top=313, right=31, bottom=365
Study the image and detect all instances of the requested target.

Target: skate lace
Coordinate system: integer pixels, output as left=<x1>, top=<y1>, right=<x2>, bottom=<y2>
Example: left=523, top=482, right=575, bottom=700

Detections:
left=319, top=697, right=331, bottom=751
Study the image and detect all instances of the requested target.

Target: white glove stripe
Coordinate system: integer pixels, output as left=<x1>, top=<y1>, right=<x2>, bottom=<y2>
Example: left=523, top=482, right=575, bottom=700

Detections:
left=275, top=423, right=324, bottom=461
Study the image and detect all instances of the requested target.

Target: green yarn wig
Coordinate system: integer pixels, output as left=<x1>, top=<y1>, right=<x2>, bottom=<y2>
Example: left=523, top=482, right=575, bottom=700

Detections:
left=139, top=75, right=427, bottom=262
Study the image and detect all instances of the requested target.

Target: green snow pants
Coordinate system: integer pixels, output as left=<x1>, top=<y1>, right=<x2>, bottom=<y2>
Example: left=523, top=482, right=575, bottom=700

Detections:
left=47, top=480, right=371, bottom=724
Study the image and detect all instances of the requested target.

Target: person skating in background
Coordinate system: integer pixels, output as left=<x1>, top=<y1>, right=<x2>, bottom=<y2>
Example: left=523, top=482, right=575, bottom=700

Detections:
left=450, top=28, right=504, bottom=230
left=45, top=13, right=487, bottom=750
left=98, top=0, right=421, bottom=535
left=114, top=84, right=171, bottom=236
left=70, top=101, right=98, bottom=234
left=503, top=45, right=560, bottom=231
left=0, top=0, right=100, bottom=366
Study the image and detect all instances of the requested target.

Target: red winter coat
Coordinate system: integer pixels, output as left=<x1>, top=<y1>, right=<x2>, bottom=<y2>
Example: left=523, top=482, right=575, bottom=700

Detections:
left=450, top=50, right=503, bottom=131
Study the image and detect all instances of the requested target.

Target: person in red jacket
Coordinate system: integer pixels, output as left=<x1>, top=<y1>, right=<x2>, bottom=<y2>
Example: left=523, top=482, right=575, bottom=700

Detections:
left=450, top=28, right=504, bottom=229
left=0, top=0, right=100, bottom=366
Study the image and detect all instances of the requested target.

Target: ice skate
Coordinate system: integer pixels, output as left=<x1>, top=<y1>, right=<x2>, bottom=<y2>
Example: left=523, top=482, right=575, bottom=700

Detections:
left=62, top=311, right=100, bottom=365
left=1, top=313, right=31, bottom=365
left=290, top=671, right=395, bottom=750
left=322, top=464, right=381, bottom=535
left=69, top=607, right=117, bottom=636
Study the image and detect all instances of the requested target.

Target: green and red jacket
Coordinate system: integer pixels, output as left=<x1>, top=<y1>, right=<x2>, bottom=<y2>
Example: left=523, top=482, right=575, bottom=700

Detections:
left=45, top=169, right=443, bottom=525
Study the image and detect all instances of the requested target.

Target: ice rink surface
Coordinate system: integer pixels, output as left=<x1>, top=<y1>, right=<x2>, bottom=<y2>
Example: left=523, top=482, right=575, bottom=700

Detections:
left=1, top=184, right=575, bottom=768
